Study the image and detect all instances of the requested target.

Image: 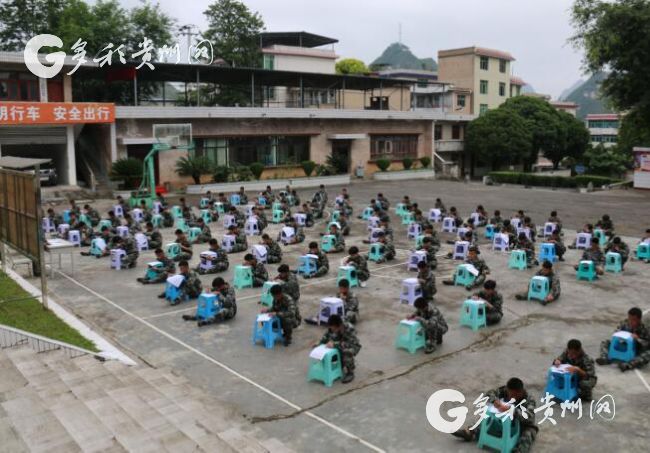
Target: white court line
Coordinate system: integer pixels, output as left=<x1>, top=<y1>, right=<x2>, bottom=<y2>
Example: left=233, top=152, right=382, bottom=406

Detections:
left=55, top=270, right=386, bottom=453
left=634, top=370, right=650, bottom=393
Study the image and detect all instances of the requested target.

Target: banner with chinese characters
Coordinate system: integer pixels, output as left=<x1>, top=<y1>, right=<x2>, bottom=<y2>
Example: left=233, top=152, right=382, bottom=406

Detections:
left=0, top=102, right=115, bottom=125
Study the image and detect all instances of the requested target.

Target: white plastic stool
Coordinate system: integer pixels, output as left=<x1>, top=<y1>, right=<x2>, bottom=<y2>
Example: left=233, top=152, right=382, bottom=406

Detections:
left=576, top=232, right=592, bottom=250
left=68, top=230, right=81, bottom=247
left=544, top=222, right=557, bottom=237
left=153, top=201, right=163, bottom=215
left=57, top=223, right=70, bottom=237
left=429, top=209, right=442, bottom=222
left=113, top=205, right=124, bottom=218
left=407, top=250, right=428, bottom=271
left=280, top=226, right=296, bottom=245
left=135, top=233, right=149, bottom=251
left=367, top=216, right=380, bottom=231
left=517, top=227, right=532, bottom=241
left=294, top=213, right=307, bottom=226
left=407, top=223, right=422, bottom=240
left=442, top=217, right=457, bottom=233
left=245, top=219, right=260, bottom=236
left=110, top=249, right=126, bottom=270
left=253, top=244, right=268, bottom=263
left=510, top=218, right=521, bottom=230
left=492, top=233, right=509, bottom=252
left=116, top=226, right=129, bottom=238
left=223, top=214, right=237, bottom=229
left=42, top=217, right=55, bottom=234
left=319, top=297, right=345, bottom=325
left=222, top=234, right=236, bottom=252
left=453, top=241, right=470, bottom=260
left=132, top=208, right=144, bottom=223
left=399, top=278, right=422, bottom=305
left=369, top=228, right=384, bottom=243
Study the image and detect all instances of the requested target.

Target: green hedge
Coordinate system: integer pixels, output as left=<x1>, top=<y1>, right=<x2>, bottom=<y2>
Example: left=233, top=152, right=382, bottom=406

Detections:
left=487, top=172, right=620, bottom=188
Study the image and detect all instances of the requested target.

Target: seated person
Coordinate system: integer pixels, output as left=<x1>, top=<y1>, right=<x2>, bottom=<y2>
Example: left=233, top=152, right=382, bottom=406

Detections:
left=290, top=189, right=300, bottom=207
left=595, top=214, right=614, bottom=237
left=545, top=229, right=566, bottom=261
left=325, top=223, right=345, bottom=253
left=500, top=219, right=516, bottom=245
left=445, top=231, right=474, bottom=259
left=523, top=216, right=537, bottom=242
left=342, top=246, right=369, bottom=287
left=489, top=209, right=503, bottom=228
left=434, top=198, right=446, bottom=215
left=417, top=260, right=436, bottom=302
left=81, top=226, right=115, bottom=257
left=473, top=204, right=488, bottom=227
left=46, top=208, right=63, bottom=228
left=174, top=229, right=193, bottom=262
left=183, top=277, right=237, bottom=325
left=261, top=233, right=282, bottom=264
left=112, top=236, right=138, bottom=268
left=448, top=206, right=463, bottom=227
left=553, top=339, right=597, bottom=401
left=194, top=218, right=212, bottom=243
left=244, top=253, right=268, bottom=287
left=473, top=279, right=503, bottom=325
left=158, top=260, right=202, bottom=304
left=596, top=307, right=650, bottom=372
left=368, top=231, right=395, bottom=264
left=123, top=213, right=141, bottom=234
left=407, top=297, right=448, bottom=354
left=420, top=224, right=441, bottom=251
left=605, top=236, right=630, bottom=269
left=574, top=237, right=605, bottom=275
left=300, top=203, right=315, bottom=227
left=548, top=210, right=563, bottom=232
left=137, top=248, right=175, bottom=284
left=376, top=193, right=390, bottom=211
left=514, top=231, right=537, bottom=267
left=196, top=239, right=229, bottom=274
left=237, top=186, right=248, bottom=205
left=336, top=278, right=359, bottom=324
left=304, top=242, right=329, bottom=278
left=315, top=314, right=361, bottom=383
left=516, top=260, right=561, bottom=305
left=143, top=221, right=162, bottom=250
left=275, top=264, right=300, bottom=302
left=280, top=219, right=305, bottom=245
left=568, top=223, right=594, bottom=249
left=227, top=225, right=248, bottom=253
left=418, top=237, right=438, bottom=270
left=338, top=212, right=351, bottom=236
left=83, top=204, right=101, bottom=226
left=452, top=377, right=537, bottom=452
left=107, top=210, right=121, bottom=228
left=443, top=246, right=490, bottom=291
left=261, top=284, right=300, bottom=346
left=137, top=200, right=152, bottom=223
left=160, top=208, right=175, bottom=228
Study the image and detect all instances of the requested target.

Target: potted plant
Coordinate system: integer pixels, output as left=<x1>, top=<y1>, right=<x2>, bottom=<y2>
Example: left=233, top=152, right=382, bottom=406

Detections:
left=419, top=156, right=431, bottom=168
left=109, top=158, right=143, bottom=190
left=175, top=156, right=213, bottom=185
left=301, top=160, right=317, bottom=177
left=402, top=157, right=414, bottom=170
left=376, top=158, right=391, bottom=172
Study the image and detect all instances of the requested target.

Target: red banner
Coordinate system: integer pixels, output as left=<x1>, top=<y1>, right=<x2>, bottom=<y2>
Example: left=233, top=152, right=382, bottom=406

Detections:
left=0, top=102, right=115, bottom=125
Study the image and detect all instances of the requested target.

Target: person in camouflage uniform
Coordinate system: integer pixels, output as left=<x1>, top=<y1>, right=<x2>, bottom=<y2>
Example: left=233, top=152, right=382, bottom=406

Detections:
left=553, top=339, right=597, bottom=400
left=489, top=209, right=504, bottom=229
left=343, top=246, right=369, bottom=287
left=595, top=214, right=615, bottom=237
left=546, top=229, right=566, bottom=261
left=227, top=225, right=248, bottom=253
left=83, top=204, right=101, bottom=226
left=113, top=236, right=139, bottom=268
left=82, top=226, right=115, bottom=257
left=196, top=239, right=229, bottom=274
left=516, top=260, right=561, bottom=305
left=418, top=237, right=438, bottom=270
left=370, top=232, right=395, bottom=264
left=596, top=307, right=650, bottom=372
left=245, top=253, right=268, bottom=287
left=337, top=279, right=359, bottom=324
left=261, top=234, right=282, bottom=264
left=325, top=223, right=345, bottom=253
left=452, top=377, right=538, bottom=453
left=421, top=225, right=441, bottom=251
left=605, top=236, right=630, bottom=269
left=137, top=248, right=175, bottom=284
left=523, top=216, right=537, bottom=243
left=194, top=218, right=212, bottom=243
left=144, top=222, right=162, bottom=249
left=443, top=246, right=490, bottom=291
left=575, top=237, right=605, bottom=275
left=275, top=264, right=300, bottom=302
left=414, top=209, right=433, bottom=231
left=500, top=219, right=517, bottom=246
left=107, top=210, right=122, bottom=229
left=137, top=200, right=152, bottom=223
left=416, top=260, right=436, bottom=301
left=338, top=212, right=351, bottom=236
left=376, top=193, right=390, bottom=211
left=300, top=203, right=315, bottom=227
left=181, top=276, right=237, bottom=324
left=160, top=208, right=175, bottom=228
left=317, top=314, right=361, bottom=383
left=174, top=229, right=193, bottom=262
left=263, top=285, right=300, bottom=346
left=217, top=193, right=232, bottom=212
left=434, top=198, right=446, bottom=215
left=304, top=242, right=329, bottom=279
left=407, top=297, right=448, bottom=354
left=514, top=232, right=538, bottom=267
left=123, top=213, right=141, bottom=234
left=159, top=260, right=202, bottom=304
left=237, top=186, right=248, bottom=205
left=474, top=280, right=503, bottom=325
left=548, top=210, right=563, bottom=232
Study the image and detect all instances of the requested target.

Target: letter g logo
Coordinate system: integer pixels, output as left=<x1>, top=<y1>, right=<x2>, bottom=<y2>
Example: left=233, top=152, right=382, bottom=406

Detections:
left=24, top=34, right=66, bottom=79
left=425, top=389, right=468, bottom=433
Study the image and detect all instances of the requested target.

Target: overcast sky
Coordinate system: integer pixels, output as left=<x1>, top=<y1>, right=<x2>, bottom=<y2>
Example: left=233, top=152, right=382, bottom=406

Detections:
left=118, top=0, right=587, bottom=98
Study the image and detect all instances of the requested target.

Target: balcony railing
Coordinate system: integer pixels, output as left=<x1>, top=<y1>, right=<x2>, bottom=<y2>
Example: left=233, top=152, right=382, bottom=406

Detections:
left=435, top=140, right=464, bottom=152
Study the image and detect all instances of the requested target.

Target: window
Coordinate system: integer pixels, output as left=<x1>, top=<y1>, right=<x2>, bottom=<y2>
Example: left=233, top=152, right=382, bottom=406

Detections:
left=456, top=94, right=466, bottom=108
left=266, top=86, right=276, bottom=101
left=201, top=138, right=229, bottom=166
left=0, top=71, right=39, bottom=101
left=434, top=125, right=443, bottom=141
left=499, top=59, right=506, bottom=73
left=417, top=79, right=428, bottom=88
left=227, top=136, right=309, bottom=166
left=452, top=125, right=461, bottom=140
left=591, top=135, right=618, bottom=143
left=588, top=120, right=619, bottom=129
left=479, top=104, right=489, bottom=115
left=499, top=82, right=506, bottom=97
left=263, top=54, right=274, bottom=70
left=480, top=80, right=488, bottom=94
left=370, top=135, right=418, bottom=159
left=480, top=56, right=489, bottom=70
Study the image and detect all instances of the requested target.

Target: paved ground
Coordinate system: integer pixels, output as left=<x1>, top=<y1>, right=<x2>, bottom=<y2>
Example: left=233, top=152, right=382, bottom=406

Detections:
left=33, top=180, right=650, bottom=452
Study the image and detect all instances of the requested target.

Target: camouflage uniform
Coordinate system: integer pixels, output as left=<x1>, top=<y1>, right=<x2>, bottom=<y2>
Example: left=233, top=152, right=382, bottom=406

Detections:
left=319, top=322, right=361, bottom=374
left=146, top=229, right=162, bottom=250
left=218, top=284, right=237, bottom=320
left=196, top=248, right=229, bottom=274
left=265, top=239, right=283, bottom=264
left=422, top=231, right=441, bottom=251
left=252, top=262, right=269, bottom=287
left=313, top=250, right=329, bottom=277
left=373, top=241, right=395, bottom=264
left=555, top=350, right=597, bottom=400
left=417, top=245, right=438, bottom=270
left=474, top=290, right=503, bottom=325
left=445, top=256, right=489, bottom=289
left=418, top=267, right=437, bottom=302
left=238, top=193, right=248, bottom=205
left=178, top=271, right=203, bottom=300
left=596, top=218, right=614, bottom=235
left=86, top=208, right=101, bottom=226
left=175, top=238, right=193, bottom=262
left=412, top=302, right=448, bottom=350
left=489, top=215, right=503, bottom=229
left=126, top=220, right=141, bottom=235
left=294, top=226, right=306, bottom=243
left=599, top=319, right=650, bottom=369
left=347, top=254, right=369, bottom=282
left=120, top=238, right=139, bottom=268
left=271, top=294, right=300, bottom=342
left=331, top=232, right=346, bottom=253
left=231, top=231, right=248, bottom=253
left=162, top=211, right=174, bottom=228
left=515, top=236, right=536, bottom=266
left=605, top=241, right=630, bottom=266
left=546, top=235, right=566, bottom=260
left=581, top=248, right=605, bottom=268
left=197, top=224, right=212, bottom=243
left=278, top=272, right=300, bottom=302
left=338, top=290, right=359, bottom=324
left=144, top=257, right=175, bottom=283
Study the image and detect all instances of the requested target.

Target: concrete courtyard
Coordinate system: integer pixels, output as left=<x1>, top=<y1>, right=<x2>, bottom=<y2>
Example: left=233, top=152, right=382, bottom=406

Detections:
left=34, top=180, right=650, bottom=452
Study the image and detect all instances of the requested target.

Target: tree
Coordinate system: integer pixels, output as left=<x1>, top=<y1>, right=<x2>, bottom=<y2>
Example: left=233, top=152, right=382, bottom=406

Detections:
left=203, top=0, right=265, bottom=68
left=0, top=0, right=69, bottom=51
left=335, top=58, right=368, bottom=75
left=543, top=111, right=590, bottom=169
left=617, top=108, right=650, bottom=155
left=582, top=144, right=630, bottom=177
left=175, top=156, right=213, bottom=185
left=571, top=0, right=650, bottom=127
left=465, top=108, right=532, bottom=171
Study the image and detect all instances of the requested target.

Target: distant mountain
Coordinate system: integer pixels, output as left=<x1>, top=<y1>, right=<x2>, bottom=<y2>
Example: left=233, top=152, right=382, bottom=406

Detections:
left=559, top=79, right=585, bottom=101
left=563, top=72, right=614, bottom=119
left=370, top=42, right=437, bottom=71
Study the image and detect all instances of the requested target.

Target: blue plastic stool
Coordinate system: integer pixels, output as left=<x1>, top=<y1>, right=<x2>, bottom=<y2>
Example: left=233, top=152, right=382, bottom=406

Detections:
left=145, top=262, right=164, bottom=280
left=79, top=214, right=92, bottom=228
left=593, top=228, right=607, bottom=247
left=151, top=214, right=163, bottom=228
left=89, top=238, right=106, bottom=257
left=544, top=368, right=578, bottom=401
left=98, top=219, right=112, bottom=231
left=395, top=320, right=426, bottom=354
left=368, top=243, right=385, bottom=262
left=485, top=224, right=495, bottom=240
left=454, top=264, right=476, bottom=287
left=188, top=227, right=201, bottom=243
left=165, top=243, right=180, bottom=260
left=234, top=265, right=253, bottom=289
left=477, top=410, right=520, bottom=453
left=175, top=218, right=190, bottom=233
left=508, top=250, right=528, bottom=270
left=260, top=281, right=278, bottom=307
left=272, top=202, right=282, bottom=211
left=215, top=202, right=225, bottom=214
left=576, top=260, right=596, bottom=281
left=230, top=194, right=241, bottom=206
left=199, top=198, right=210, bottom=209
left=605, top=252, right=622, bottom=273
left=258, top=196, right=267, bottom=207
left=297, top=255, right=318, bottom=277
left=361, top=207, right=374, bottom=220
left=608, top=332, right=636, bottom=362
left=331, top=210, right=341, bottom=223
left=539, top=243, right=557, bottom=264
left=459, top=299, right=487, bottom=331
left=196, top=293, right=222, bottom=322
left=321, top=234, right=336, bottom=252
left=165, top=281, right=189, bottom=305
left=307, top=348, right=343, bottom=387
left=401, top=212, right=414, bottom=226
left=415, top=235, right=424, bottom=249
left=171, top=206, right=183, bottom=219
left=527, top=276, right=549, bottom=301
left=395, top=203, right=408, bottom=216
left=637, top=243, right=650, bottom=260
left=201, top=209, right=212, bottom=224
left=252, top=315, right=284, bottom=349
left=337, top=266, right=359, bottom=287
left=272, top=210, right=284, bottom=224
left=62, top=210, right=71, bottom=224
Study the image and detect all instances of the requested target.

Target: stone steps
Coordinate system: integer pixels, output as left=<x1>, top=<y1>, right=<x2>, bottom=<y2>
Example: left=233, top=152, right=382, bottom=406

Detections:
left=0, top=346, right=292, bottom=452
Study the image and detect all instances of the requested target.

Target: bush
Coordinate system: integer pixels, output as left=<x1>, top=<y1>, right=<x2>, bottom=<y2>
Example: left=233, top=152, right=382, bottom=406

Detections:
left=315, top=164, right=334, bottom=176
left=402, top=157, right=413, bottom=170
left=109, top=158, right=143, bottom=190
left=249, top=162, right=265, bottom=180
left=301, top=160, right=317, bottom=177
left=487, top=171, right=620, bottom=188
left=230, top=166, right=255, bottom=182
left=175, top=156, right=213, bottom=185
left=376, top=158, right=391, bottom=172
left=419, top=156, right=431, bottom=168
left=212, top=166, right=230, bottom=183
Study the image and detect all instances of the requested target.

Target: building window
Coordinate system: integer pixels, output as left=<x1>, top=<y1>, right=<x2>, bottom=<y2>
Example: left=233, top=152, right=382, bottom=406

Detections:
left=499, top=59, right=506, bottom=73
left=456, top=94, right=466, bottom=108
left=370, top=135, right=418, bottom=159
left=588, top=120, right=619, bottom=129
left=499, top=82, right=506, bottom=97
left=219, top=136, right=309, bottom=167
left=480, top=56, right=489, bottom=71
left=417, top=79, right=428, bottom=88
left=480, top=80, right=488, bottom=94
left=591, top=135, right=618, bottom=143
left=479, top=104, right=489, bottom=115
left=0, top=71, right=40, bottom=101
left=452, top=125, right=461, bottom=140
left=201, top=138, right=229, bottom=166
left=263, top=54, right=274, bottom=70
left=434, top=125, right=442, bottom=141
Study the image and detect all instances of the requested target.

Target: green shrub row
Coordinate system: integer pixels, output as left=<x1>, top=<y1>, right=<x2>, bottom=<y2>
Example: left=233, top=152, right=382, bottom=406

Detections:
left=487, top=172, right=621, bottom=188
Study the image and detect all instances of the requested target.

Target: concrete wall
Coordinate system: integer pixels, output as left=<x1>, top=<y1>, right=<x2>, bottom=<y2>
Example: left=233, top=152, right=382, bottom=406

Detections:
left=473, top=56, right=511, bottom=112
left=274, top=54, right=336, bottom=74
left=437, top=53, right=475, bottom=112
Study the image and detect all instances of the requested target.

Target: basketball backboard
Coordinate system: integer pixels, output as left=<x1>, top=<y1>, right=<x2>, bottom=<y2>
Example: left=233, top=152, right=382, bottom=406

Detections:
left=153, top=123, right=192, bottom=149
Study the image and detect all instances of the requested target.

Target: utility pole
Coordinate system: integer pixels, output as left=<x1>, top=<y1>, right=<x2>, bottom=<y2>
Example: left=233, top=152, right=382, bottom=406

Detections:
left=178, top=24, right=199, bottom=63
